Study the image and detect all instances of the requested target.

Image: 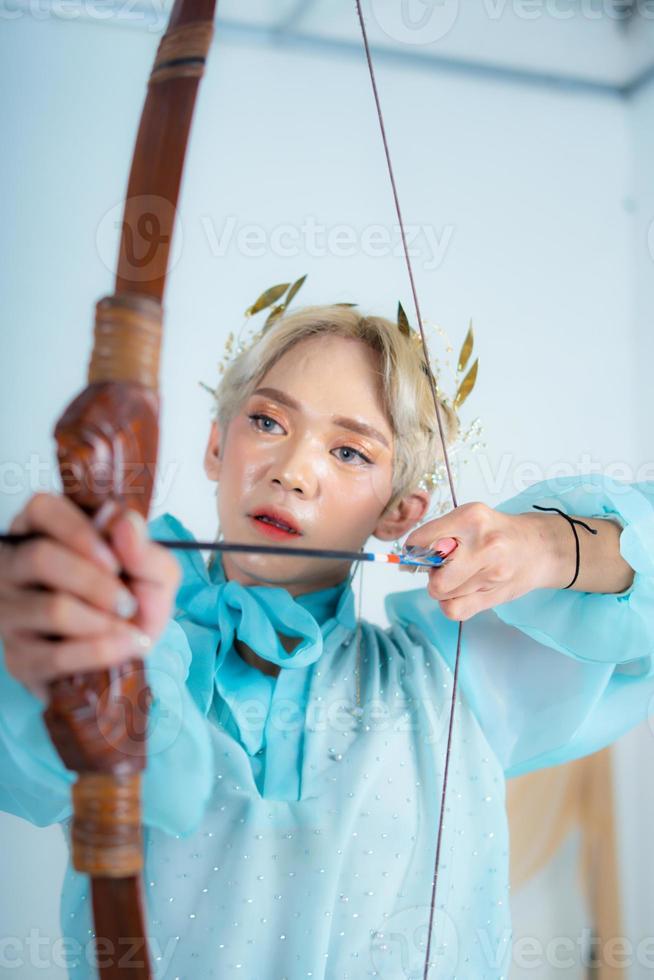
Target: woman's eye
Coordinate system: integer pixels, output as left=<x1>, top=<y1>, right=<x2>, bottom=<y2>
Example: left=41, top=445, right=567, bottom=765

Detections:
left=248, top=415, right=371, bottom=465
left=332, top=446, right=372, bottom=465
left=249, top=413, right=284, bottom=434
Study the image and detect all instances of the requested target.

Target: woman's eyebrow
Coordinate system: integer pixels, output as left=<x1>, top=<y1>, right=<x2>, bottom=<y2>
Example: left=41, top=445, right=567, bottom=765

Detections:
left=252, top=386, right=390, bottom=449
left=332, top=415, right=390, bottom=449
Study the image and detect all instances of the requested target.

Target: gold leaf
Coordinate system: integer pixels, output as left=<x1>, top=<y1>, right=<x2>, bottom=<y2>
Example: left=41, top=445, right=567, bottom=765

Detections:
left=285, top=274, right=307, bottom=308
left=262, top=304, right=285, bottom=331
left=453, top=358, right=478, bottom=410
left=457, top=320, right=474, bottom=374
left=245, top=283, right=290, bottom=317
left=198, top=381, right=215, bottom=395
left=333, top=302, right=357, bottom=308
left=397, top=302, right=411, bottom=337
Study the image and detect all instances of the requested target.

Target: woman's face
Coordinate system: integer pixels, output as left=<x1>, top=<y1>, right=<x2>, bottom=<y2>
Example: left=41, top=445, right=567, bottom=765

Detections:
left=204, top=334, right=426, bottom=594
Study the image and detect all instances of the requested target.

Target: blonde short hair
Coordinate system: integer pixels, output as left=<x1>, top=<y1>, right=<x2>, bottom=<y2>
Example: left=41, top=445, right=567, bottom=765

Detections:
left=212, top=304, right=457, bottom=510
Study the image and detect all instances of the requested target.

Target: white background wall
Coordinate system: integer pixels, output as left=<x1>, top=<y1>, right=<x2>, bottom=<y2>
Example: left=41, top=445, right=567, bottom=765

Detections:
left=613, top=72, right=654, bottom=980
left=0, top=5, right=653, bottom=977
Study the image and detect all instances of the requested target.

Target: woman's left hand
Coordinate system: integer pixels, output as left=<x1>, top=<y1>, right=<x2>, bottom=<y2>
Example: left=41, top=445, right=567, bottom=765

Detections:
left=403, top=502, right=570, bottom=621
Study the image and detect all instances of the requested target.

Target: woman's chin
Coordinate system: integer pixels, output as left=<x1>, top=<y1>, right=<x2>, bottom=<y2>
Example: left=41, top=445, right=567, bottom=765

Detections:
left=223, top=552, right=351, bottom=594
left=222, top=551, right=305, bottom=587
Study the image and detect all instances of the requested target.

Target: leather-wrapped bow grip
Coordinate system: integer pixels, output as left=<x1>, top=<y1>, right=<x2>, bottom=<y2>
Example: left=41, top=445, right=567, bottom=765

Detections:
left=45, top=3, right=217, bottom=975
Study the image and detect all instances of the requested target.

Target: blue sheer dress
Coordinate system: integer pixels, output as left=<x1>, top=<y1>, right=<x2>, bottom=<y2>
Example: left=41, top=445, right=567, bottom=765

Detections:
left=1, top=475, right=653, bottom=978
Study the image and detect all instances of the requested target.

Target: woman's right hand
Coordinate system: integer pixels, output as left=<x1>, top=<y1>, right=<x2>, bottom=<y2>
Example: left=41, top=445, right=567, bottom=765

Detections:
left=0, top=493, right=181, bottom=702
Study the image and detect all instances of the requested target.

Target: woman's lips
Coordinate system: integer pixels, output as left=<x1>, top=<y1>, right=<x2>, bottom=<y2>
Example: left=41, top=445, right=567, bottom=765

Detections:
left=249, top=515, right=301, bottom=540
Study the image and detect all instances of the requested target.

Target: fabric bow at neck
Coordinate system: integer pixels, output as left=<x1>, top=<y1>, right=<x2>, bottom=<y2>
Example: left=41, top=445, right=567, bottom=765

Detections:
left=147, top=513, right=357, bottom=719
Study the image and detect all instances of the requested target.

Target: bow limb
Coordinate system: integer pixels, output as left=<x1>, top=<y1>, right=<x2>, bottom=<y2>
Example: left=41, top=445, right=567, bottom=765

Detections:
left=44, top=4, right=217, bottom=976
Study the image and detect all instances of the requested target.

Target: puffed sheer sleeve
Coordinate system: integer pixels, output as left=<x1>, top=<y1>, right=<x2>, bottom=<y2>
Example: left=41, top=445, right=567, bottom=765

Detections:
left=386, top=475, right=654, bottom=776
left=0, top=617, right=214, bottom=836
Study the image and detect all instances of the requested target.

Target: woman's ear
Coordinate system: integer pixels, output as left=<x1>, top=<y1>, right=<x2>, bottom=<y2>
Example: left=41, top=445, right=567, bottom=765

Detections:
left=203, top=420, right=222, bottom=483
left=373, top=490, right=431, bottom=542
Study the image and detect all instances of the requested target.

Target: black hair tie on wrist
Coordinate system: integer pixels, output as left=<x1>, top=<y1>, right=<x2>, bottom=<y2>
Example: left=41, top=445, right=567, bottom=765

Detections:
left=532, top=504, right=598, bottom=590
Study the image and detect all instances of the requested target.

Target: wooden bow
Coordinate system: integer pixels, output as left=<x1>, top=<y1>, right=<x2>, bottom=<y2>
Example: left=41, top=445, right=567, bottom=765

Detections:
left=42, top=4, right=461, bottom=977
left=45, top=3, right=217, bottom=974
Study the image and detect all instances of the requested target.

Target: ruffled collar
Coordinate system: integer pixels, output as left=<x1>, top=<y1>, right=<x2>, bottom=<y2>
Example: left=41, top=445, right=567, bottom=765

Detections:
left=147, top=512, right=356, bottom=713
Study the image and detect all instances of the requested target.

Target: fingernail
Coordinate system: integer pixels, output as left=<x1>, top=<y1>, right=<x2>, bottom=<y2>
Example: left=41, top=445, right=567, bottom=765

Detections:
left=129, top=628, right=152, bottom=653
left=432, top=537, right=458, bottom=558
left=94, top=541, right=120, bottom=573
left=115, top=588, right=138, bottom=620
left=124, top=510, right=147, bottom=541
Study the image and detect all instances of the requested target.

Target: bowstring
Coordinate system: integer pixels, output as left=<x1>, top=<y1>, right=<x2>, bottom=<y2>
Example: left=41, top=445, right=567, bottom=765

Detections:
left=353, top=3, right=465, bottom=976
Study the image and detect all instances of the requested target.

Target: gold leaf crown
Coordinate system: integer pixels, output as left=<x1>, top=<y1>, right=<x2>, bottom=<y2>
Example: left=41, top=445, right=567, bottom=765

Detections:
left=200, top=276, right=483, bottom=513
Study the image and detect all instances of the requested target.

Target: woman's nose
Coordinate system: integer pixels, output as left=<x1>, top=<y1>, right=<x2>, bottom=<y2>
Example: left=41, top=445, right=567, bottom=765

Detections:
left=270, top=441, right=318, bottom=496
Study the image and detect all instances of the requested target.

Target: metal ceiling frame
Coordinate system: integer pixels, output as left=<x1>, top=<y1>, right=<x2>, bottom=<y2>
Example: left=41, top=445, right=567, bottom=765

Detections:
left=216, top=15, right=654, bottom=99
left=3, top=0, right=653, bottom=98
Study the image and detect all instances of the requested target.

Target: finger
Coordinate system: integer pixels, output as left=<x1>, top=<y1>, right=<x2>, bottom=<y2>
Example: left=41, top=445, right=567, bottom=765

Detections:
left=426, top=548, right=485, bottom=599
left=431, top=533, right=515, bottom=600
left=0, top=589, right=128, bottom=639
left=3, top=539, right=139, bottom=621
left=403, top=512, right=460, bottom=551
left=404, top=502, right=494, bottom=554
left=9, top=494, right=119, bottom=574
left=436, top=576, right=520, bottom=620
left=5, top=626, right=152, bottom=687
left=438, top=590, right=496, bottom=622
left=109, top=512, right=177, bottom=585
left=399, top=538, right=459, bottom=580
left=124, top=573, right=180, bottom=638
left=428, top=567, right=493, bottom=601
left=432, top=537, right=458, bottom=559
left=109, top=512, right=180, bottom=636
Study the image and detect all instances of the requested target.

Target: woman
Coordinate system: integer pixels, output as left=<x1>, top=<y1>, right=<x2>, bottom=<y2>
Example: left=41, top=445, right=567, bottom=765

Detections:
left=0, top=305, right=651, bottom=978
